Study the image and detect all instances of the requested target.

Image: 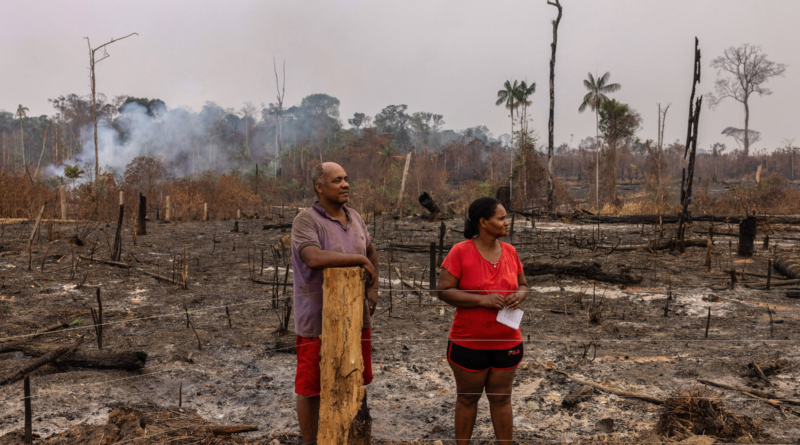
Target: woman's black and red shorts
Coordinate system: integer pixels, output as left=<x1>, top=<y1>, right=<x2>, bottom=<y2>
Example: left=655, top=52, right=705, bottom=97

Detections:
left=447, top=340, right=524, bottom=372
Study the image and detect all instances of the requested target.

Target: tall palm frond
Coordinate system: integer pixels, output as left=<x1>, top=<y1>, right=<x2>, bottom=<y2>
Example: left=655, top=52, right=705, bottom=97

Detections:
left=579, top=72, right=620, bottom=113
left=496, top=80, right=519, bottom=112
left=515, top=81, right=536, bottom=107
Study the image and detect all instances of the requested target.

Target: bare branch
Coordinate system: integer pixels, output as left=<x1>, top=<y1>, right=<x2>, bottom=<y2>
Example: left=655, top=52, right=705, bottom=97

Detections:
left=91, top=33, right=139, bottom=55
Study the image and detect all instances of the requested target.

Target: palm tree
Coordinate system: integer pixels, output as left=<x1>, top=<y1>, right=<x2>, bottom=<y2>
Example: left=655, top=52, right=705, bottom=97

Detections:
left=514, top=81, right=536, bottom=145
left=497, top=80, right=520, bottom=200
left=496, top=80, right=520, bottom=146
left=579, top=72, right=620, bottom=208
left=15, top=104, right=29, bottom=166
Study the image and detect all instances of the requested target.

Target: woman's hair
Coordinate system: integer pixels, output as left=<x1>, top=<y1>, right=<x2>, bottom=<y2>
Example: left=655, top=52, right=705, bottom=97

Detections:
left=463, top=197, right=501, bottom=239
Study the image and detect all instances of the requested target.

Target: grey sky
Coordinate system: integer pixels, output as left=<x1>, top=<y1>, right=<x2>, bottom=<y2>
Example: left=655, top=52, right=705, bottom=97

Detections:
left=2, top=0, right=798, bottom=151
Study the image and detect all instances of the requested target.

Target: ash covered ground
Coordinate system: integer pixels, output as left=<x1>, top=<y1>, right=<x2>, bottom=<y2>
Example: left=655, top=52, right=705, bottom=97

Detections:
left=1, top=213, right=799, bottom=443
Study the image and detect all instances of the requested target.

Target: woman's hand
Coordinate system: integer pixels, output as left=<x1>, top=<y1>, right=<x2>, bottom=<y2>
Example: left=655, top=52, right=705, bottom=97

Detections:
left=504, top=290, right=527, bottom=310
left=480, top=293, right=506, bottom=309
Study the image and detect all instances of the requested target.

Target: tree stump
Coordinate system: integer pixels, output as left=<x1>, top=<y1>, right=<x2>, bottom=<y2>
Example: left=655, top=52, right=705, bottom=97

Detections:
left=738, top=216, right=757, bottom=257
left=319, top=267, right=371, bottom=445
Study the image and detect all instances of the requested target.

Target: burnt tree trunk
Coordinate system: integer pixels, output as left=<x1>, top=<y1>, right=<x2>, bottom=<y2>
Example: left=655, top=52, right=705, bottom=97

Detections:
left=138, top=192, right=146, bottom=236
left=738, top=216, right=757, bottom=257
left=523, top=260, right=642, bottom=284
left=677, top=37, right=702, bottom=252
left=546, top=0, right=562, bottom=213
left=4, top=343, right=147, bottom=370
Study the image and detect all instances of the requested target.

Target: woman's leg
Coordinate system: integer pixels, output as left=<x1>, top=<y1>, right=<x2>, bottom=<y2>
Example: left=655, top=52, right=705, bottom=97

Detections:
left=485, top=367, right=516, bottom=443
left=449, top=361, right=489, bottom=445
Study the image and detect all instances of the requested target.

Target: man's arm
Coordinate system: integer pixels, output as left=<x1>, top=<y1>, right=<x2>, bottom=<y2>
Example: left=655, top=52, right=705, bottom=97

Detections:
left=299, top=246, right=376, bottom=286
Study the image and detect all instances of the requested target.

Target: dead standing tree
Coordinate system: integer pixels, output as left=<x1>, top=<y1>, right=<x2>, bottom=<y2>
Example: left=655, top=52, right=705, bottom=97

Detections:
left=271, top=58, right=287, bottom=178
left=85, top=33, right=138, bottom=183
left=707, top=43, right=786, bottom=157
left=546, top=0, right=562, bottom=213
left=676, top=38, right=702, bottom=252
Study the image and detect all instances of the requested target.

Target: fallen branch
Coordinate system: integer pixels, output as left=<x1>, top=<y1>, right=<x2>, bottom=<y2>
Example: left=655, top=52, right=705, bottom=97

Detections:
left=697, top=379, right=800, bottom=416
left=209, top=425, right=259, bottom=436
left=0, top=337, right=84, bottom=386
left=79, top=256, right=130, bottom=268
left=141, top=270, right=173, bottom=283
left=539, top=361, right=664, bottom=404
left=697, top=379, right=800, bottom=406
left=612, top=238, right=708, bottom=252
left=32, top=321, right=69, bottom=338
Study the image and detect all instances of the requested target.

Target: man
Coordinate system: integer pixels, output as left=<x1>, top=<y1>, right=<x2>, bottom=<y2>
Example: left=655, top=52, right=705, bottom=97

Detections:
left=291, top=161, right=379, bottom=444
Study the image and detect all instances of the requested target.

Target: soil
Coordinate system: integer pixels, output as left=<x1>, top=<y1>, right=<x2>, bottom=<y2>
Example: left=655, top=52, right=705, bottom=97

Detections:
left=1, top=212, right=799, bottom=443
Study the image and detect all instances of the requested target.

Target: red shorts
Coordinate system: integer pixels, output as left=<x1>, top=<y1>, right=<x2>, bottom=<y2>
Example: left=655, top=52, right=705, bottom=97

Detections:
left=294, top=328, right=373, bottom=397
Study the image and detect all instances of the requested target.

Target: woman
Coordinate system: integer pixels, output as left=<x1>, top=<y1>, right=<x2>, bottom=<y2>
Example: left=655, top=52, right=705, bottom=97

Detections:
left=437, top=197, right=527, bottom=444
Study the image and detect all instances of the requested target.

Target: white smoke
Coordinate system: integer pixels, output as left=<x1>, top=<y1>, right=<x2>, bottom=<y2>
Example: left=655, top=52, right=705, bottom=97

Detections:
left=44, top=101, right=235, bottom=180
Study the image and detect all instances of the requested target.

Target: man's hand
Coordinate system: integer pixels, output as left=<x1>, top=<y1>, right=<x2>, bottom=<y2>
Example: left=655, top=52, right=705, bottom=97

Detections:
left=367, top=288, right=378, bottom=315
left=360, top=257, right=377, bottom=287
left=504, top=290, right=527, bottom=310
left=480, top=293, right=506, bottom=309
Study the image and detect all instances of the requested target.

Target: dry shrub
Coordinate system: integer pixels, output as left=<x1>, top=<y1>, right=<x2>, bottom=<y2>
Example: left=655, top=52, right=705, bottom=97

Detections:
left=655, top=385, right=762, bottom=441
left=699, top=174, right=800, bottom=215
left=168, top=172, right=261, bottom=221
left=0, top=167, right=57, bottom=219
left=122, top=154, right=169, bottom=210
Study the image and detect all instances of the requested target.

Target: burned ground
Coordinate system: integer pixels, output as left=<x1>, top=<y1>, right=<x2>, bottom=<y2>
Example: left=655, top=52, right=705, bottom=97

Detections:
left=0, top=213, right=799, bottom=443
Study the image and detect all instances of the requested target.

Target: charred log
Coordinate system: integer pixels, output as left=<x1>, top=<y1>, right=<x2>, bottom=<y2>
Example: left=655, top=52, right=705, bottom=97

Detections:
left=523, top=260, right=642, bottom=284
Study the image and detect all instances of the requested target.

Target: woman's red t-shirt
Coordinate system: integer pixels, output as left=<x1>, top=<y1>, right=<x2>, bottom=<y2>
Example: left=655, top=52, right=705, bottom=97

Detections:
left=441, top=239, right=524, bottom=350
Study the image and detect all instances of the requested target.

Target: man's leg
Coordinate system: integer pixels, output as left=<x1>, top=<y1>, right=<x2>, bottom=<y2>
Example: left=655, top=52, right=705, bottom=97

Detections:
left=297, top=395, right=321, bottom=444
left=295, top=335, right=323, bottom=444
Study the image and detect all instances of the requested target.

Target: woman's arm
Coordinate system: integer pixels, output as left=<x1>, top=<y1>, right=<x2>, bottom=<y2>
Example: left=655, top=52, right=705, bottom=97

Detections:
left=504, top=274, right=529, bottom=310
left=436, top=268, right=505, bottom=309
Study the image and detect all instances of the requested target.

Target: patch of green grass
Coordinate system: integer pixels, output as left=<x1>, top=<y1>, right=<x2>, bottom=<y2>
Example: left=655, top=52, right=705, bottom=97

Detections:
left=69, top=318, right=82, bottom=326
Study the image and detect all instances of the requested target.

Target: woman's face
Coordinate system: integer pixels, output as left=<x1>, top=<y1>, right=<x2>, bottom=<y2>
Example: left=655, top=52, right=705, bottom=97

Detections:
left=480, top=204, right=509, bottom=238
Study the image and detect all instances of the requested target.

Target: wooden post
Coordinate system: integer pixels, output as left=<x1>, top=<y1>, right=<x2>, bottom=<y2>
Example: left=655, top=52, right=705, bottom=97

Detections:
left=60, top=184, right=67, bottom=220
left=705, top=226, right=713, bottom=271
left=165, top=196, right=171, bottom=221
left=509, top=212, right=515, bottom=243
left=438, top=222, right=446, bottom=266
left=138, top=193, right=146, bottom=236
left=767, top=259, right=773, bottom=290
left=24, top=375, right=32, bottom=444
left=396, top=152, right=412, bottom=215
left=237, top=209, right=241, bottom=219
left=320, top=267, right=371, bottom=445
left=430, top=242, right=436, bottom=293
left=204, top=203, right=208, bottom=221
left=111, top=192, right=124, bottom=261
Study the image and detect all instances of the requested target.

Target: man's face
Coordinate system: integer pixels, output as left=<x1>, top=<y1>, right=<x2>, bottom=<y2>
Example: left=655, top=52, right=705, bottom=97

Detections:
left=316, top=164, right=350, bottom=204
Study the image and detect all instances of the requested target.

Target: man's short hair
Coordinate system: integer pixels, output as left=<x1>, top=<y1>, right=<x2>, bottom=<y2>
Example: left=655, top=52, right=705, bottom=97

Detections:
left=311, top=164, right=327, bottom=194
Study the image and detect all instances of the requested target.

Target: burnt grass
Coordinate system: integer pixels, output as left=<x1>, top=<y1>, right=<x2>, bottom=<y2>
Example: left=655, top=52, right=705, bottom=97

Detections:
left=1, top=213, right=799, bottom=443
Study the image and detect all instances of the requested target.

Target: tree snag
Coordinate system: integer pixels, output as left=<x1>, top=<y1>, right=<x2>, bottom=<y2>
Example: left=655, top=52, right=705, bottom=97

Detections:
left=546, top=0, right=562, bottom=212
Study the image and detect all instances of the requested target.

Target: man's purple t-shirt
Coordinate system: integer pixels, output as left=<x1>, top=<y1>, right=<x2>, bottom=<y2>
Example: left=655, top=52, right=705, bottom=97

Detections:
left=291, top=203, right=372, bottom=338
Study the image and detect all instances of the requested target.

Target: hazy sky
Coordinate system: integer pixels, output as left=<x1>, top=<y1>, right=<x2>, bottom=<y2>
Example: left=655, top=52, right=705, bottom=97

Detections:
left=1, top=0, right=798, bottom=151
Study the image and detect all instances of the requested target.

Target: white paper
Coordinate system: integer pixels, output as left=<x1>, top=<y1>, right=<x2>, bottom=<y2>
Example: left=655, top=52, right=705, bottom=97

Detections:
left=496, top=307, right=524, bottom=330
